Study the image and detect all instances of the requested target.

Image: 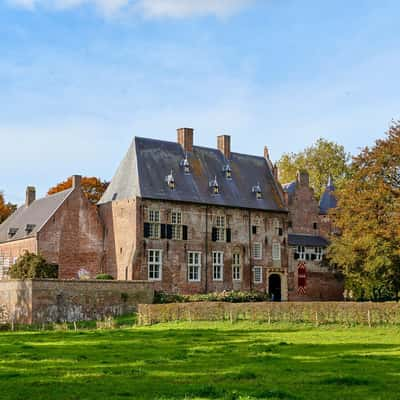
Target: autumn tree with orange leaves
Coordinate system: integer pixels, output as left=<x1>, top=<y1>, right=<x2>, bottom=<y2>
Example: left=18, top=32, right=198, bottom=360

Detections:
left=328, top=122, right=400, bottom=301
left=0, top=192, right=16, bottom=223
left=48, top=177, right=109, bottom=204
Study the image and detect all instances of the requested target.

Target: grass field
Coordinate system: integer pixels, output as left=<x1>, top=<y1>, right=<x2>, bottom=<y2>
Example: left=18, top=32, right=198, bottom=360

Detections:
left=0, top=320, right=399, bottom=400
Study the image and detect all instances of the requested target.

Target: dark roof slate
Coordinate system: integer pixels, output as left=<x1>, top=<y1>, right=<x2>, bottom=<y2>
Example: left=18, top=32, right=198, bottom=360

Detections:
left=319, top=177, right=337, bottom=215
left=99, top=137, right=287, bottom=212
left=0, top=189, right=73, bottom=243
left=288, top=234, right=329, bottom=247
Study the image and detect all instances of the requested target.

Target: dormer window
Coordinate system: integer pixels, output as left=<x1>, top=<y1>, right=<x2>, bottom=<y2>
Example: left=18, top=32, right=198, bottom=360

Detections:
left=180, top=154, right=191, bottom=174
left=210, top=176, right=219, bottom=195
left=223, top=164, right=232, bottom=180
left=8, top=228, right=18, bottom=238
left=25, top=224, right=36, bottom=234
left=165, top=170, right=175, bottom=190
left=252, top=183, right=262, bottom=199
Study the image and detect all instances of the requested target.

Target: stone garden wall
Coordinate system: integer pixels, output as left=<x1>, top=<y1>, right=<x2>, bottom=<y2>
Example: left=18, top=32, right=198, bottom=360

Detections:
left=0, top=280, right=154, bottom=325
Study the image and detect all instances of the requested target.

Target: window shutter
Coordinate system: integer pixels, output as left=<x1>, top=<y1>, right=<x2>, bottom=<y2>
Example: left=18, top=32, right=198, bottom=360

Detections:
left=182, top=225, right=188, bottom=241
left=306, top=253, right=310, bottom=261
left=294, top=252, right=299, bottom=260
left=144, top=223, right=150, bottom=238
left=212, top=227, right=218, bottom=242
left=252, top=226, right=257, bottom=235
left=278, top=228, right=283, bottom=236
left=166, top=224, right=173, bottom=239
left=160, top=224, right=167, bottom=239
left=226, top=228, right=232, bottom=243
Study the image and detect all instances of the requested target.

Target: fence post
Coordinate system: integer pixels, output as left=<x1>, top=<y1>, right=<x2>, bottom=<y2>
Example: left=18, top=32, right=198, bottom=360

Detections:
left=315, top=311, right=319, bottom=327
left=367, top=309, right=371, bottom=327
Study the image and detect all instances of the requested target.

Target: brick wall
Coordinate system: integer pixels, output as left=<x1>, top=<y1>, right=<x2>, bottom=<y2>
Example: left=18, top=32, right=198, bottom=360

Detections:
left=0, top=280, right=32, bottom=324
left=123, top=199, right=289, bottom=297
left=0, top=280, right=154, bottom=324
left=0, top=238, right=37, bottom=279
left=38, top=188, right=104, bottom=279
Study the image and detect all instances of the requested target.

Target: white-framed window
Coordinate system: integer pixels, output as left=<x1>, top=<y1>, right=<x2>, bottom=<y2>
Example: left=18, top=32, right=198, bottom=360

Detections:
left=213, top=251, right=224, bottom=281
left=147, top=209, right=161, bottom=239
left=315, top=247, right=323, bottom=261
left=148, top=249, right=162, bottom=281
left=215, top=215, right=226, bottom=242
left=232, top=253, right=241, bottom=281
left=253, top=266, right=262, bottom=283
left=272, top=242, right=281, bottom=261
left=273, top=219, right=281, bottom=236
left=253, top=242, right=262, bottom=260
left=188, top=251, right=201, bottom=282
left=171, top=210, right=182, bottom=240
left=297, top=245, right=306, bottom=260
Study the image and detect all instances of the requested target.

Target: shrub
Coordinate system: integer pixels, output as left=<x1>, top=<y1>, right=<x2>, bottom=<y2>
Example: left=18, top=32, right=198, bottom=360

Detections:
left=8, top=252, right=58, bottom=280
left=154, top=290, right=269, bottom=304
left=95, top=274, right=114, bottom=280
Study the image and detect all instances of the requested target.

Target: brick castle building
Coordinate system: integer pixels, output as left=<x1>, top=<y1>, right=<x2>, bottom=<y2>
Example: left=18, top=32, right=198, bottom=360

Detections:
left=0, top=128, right=343, bottom=300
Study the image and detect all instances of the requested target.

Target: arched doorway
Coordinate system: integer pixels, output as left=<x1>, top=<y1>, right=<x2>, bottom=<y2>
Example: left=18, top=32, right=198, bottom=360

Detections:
left=269, top=274, right=282, bottom=302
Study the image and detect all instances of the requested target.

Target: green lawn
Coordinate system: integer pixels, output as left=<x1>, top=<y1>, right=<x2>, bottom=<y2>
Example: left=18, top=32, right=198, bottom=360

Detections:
left=0, top=321, right=399, bottom=400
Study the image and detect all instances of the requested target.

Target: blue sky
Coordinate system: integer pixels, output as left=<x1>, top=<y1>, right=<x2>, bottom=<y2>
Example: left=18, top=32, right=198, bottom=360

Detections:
left=1, top=0, right=399, bottom=204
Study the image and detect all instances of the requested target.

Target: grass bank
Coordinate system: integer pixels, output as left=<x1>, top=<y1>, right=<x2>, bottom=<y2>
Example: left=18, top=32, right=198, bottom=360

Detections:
left=0, top=321, right=399, bottom=399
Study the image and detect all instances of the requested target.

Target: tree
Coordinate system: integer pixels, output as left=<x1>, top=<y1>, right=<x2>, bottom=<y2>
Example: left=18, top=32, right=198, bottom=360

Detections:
left=9, top=251, right=58, bottom=279
left=277, top=138, right=350, bottom=198
left=327, top=122, right=400, bottom=301
left=0, top=192, right=17, bottom=224
left=48, top=176, right=109, bottom=204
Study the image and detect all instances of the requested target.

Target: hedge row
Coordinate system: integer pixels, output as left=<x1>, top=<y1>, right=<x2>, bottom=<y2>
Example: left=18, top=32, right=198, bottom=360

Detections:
left=137, top=301, right=400, bottom=326
left=154, top=290, right=269, bottom=304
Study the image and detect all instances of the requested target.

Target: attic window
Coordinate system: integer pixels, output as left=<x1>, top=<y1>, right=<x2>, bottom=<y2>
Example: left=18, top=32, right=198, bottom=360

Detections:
left=210, top=176, right=220, bottom=195
left=25, top=224, right=36, bottom=234
left=222, top=164, right=232, bottom=180
left=165, top=170, right=176, bottom=190
left=8, top=228, right=18, bottom=238
left=252, top=183, right=262, bottom=199
left=180, top=153, right=190, bottom=174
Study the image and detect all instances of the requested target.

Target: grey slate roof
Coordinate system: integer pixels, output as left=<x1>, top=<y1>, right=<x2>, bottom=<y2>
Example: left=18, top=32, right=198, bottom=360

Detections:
left=99, top=137, right=287, bottom=212
left=0, top=189, right=73, bottom=243
left=319, top=176, right=337, bottom=215
left=288, top=234, right=329, bottom=247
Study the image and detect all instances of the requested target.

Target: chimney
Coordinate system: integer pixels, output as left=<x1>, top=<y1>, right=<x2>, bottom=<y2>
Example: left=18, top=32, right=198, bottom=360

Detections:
left=264, top=146, right=270, bottom=160
left=217, top=134, right=231, bottom=160
left=177, top=128, right=194, bottom=153
left=273, top=164, right=279, bottom=181
left=25, top=186, right=36, bottom=207
left=296, top=170, right=309, bottom=187
left=72, top=175, right=82, bottom=189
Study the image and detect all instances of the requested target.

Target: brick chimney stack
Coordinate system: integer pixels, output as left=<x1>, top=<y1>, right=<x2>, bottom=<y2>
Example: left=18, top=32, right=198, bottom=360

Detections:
left=264, top=146, right=270, bottom=160
left=72, top=175, right=82, bottom=189
left=25, top=186, right=36, bottom=207
left=177, top=128, right=194, bottom=153
left=297, top=170, right=309, bottom=187
left=217, top=135, right=231, bottom=160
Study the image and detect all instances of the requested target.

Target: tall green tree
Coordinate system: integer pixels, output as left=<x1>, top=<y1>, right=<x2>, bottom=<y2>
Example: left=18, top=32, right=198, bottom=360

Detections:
left=328, top=122, right=400, bottom=301
left=277, top=138, right=350, bottom=198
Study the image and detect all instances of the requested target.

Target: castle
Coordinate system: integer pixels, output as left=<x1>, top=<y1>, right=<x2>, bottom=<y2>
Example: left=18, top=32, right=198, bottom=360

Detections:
left=0, top=128, right=343, bottom=301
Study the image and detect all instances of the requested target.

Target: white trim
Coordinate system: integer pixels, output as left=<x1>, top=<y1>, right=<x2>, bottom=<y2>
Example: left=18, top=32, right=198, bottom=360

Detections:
left=187, top=251, right=201, bottom=282
left=147, top=249, right=162, bottom=281
left=212, top=251, right=224, bottom=281
left=253, top=266, right=263, bottom=283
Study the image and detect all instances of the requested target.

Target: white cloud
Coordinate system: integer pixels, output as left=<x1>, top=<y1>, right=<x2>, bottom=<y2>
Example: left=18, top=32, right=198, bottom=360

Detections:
left=136, top=0, right=253, bottom=18
left=6, top=0, right=253, bottom=17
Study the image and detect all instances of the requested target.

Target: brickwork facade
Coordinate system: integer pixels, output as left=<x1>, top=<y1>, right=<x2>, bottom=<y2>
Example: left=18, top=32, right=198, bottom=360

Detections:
left=38, top=188, right=104, bottom=279
left=284, top=172, right=344, bottom=301
left=0, top=280, right=154, bottom=324
left=99, top=198, right=289, bottom=299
